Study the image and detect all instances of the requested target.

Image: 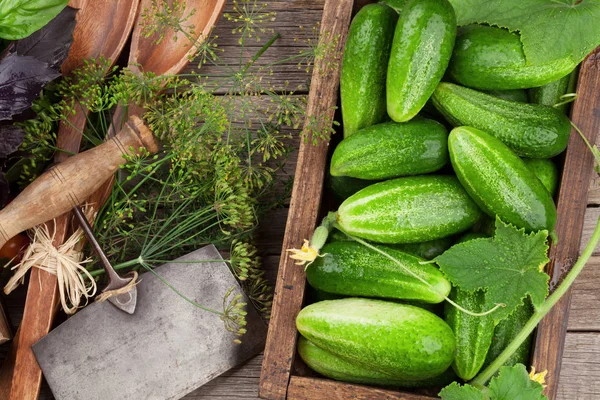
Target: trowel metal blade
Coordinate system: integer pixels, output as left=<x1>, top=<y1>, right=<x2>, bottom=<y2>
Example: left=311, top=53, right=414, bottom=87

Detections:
left=106, top=286, right=137, bottom=314
left=32, top=245, right=267, bottom=400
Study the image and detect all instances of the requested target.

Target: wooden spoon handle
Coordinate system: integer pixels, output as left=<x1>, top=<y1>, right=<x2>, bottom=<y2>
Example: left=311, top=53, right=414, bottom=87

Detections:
left=0, top=116, right=158, bottom=248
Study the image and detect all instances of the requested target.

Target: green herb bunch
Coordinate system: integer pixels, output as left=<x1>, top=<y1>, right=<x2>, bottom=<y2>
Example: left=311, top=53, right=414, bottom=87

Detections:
left=10, top=0, right=336, bottom=334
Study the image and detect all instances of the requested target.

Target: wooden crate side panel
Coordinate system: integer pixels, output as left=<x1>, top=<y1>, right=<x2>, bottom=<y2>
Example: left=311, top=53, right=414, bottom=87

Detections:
left=533, top=47, right=600, bottom=400
left=258, top=0, right=354, bottom=399
left=287, top=377, right=434, bottom=400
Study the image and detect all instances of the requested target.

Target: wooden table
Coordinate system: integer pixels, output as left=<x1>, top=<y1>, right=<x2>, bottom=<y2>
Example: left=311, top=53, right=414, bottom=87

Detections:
left=2, top=1, right=600, bottom=399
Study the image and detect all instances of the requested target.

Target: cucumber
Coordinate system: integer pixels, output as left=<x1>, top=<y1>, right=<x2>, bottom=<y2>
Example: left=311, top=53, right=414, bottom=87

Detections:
left=298, top=336, right=456, bottom=387
left=448, top=126, right=557, bottom=233
left=471, top=216, right=496, bottom=237
left=445, top=288, right=495, bottom=380
left=306, top=241, right=451, bottom=303
left=523, top=158, right=559, bottom=196
left=296, top=298, right=456, bottom=380
left=326, top=228, right=352, bottom=243
left=341, top=4, right=398, bottom=137
left=379, top=0, right=406, bottom=13
left=330, top=119, right=449, bottom=180
left=336, top=175, right=482, bottom=244
left=306, top=286, right=345, bottom=303
left=483, top=299, right=535, bottom=370
left=528, top=73, right=572, bottom=114
left=386, top=0, right=456, bottom=122
left=394, top=237, right=453, bottom=260
left=456, top=232, right=488, bottom=244
left=432, top=82, right=571, bottom=158
left=449, top=25, right=576, bottom=90
left=484, top=89, right=528, bottom=103
left=328, top=175, right=373, bottom=201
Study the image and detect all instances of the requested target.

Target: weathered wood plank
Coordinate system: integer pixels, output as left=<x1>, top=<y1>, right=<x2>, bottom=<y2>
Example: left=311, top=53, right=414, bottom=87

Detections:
left=184, top=0, right=326, bottom=94
left=567, top=256, right=600, bottom=331
left=258, top=0, right=353, bottom=398
left=557, top=333, right=600, bottom=400
left=579, top=207, right=600, bottom=255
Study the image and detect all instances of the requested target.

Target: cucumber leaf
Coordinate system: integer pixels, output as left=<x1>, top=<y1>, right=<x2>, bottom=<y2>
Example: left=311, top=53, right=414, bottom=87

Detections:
left=488, top=364, right=548, bottom=400
left=0, top=0, right=69, bottom=40
left=439, top=365, right=548, bottom=400
left=448, top=0, right=600, bottom=66
left=439, top=382, right=486, bottom=400
left=434, top=218, right=549, bottom=322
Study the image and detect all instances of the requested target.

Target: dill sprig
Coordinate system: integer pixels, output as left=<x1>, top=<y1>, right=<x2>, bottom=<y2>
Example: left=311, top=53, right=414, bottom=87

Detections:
left=14, top=0, right=339, bottom=337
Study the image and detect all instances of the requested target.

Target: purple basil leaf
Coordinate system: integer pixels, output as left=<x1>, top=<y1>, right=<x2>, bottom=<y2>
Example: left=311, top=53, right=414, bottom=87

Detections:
left=14, top=6, right=77, bottom=71
left=0, top=125, right=26, bottom=158
left=0, top=53, right=59, bottom=121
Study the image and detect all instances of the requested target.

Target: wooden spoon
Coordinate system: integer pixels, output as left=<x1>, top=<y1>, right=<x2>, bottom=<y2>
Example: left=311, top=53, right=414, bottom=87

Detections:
left=0, top=1, right=140, bottom=399
left=87, top=0, right=227, bottom=222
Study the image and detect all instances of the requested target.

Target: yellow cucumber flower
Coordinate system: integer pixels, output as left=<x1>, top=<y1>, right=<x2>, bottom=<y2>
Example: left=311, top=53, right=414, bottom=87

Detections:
left=287, top=239, right=319, bottom=267
left=529, top=366, right=548, bottom=388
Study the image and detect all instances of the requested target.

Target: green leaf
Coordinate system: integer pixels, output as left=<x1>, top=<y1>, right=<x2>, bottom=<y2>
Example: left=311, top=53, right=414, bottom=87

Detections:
left=488, top=365, right=548, bottom=400
left=0, top=0, right=69, bottom=40
left=448, top=0, right=600, bottom=66
left=439, top=364, right=548, bottom=400
left=435, top=218, right=549, bottom=322
left=439, top=382, right=486, bottom=400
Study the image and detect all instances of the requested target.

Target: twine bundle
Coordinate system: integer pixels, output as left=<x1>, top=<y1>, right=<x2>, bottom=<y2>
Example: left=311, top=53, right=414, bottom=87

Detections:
left=3, top=221, right=97, bottom=314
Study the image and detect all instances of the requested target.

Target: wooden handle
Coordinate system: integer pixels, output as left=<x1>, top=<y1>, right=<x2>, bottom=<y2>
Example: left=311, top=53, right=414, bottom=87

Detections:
left=0, top=116, right=158, bottom=248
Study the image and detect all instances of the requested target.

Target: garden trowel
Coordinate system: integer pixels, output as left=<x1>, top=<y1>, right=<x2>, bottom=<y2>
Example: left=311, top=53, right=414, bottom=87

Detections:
left=32, top=244, right=267, bottom=400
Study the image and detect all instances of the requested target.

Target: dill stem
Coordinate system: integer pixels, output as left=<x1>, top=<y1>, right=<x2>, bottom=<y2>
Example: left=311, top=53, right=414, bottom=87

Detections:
left=89, top=258, right=142, bottom=277
left=242, top=32, right=281, bottom=73
left=471, top=215, right=600, bottom=387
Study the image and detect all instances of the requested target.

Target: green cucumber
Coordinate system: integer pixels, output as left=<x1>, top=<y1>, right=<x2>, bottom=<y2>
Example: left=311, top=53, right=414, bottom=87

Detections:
left=393, top=237, right=453, bottom=260
left=330, top=119, right=449, bottom=180
left=306, top=241, right=451, bottom=303
left=523, top=158, right=559, bottom=196
left=449, top=25, right=576, bottom=90
left=484, top=89, right=528, bottom=103
left=328, top=175, right=373, bottom=201
left=298, top=336, right=456, bottom=387
left=341, top=4, right=398, bottom=137
left=445, top=288, right=495, bottom=380
left=528, top=73, right=572, bottom=114
left=306, top=286, right=345, bottom=303
left=448, top=126, right=557, bottom=233
left=483, top=299, right=535, bottom=370
left=326, top=228, right=352, bottom=243
left=379, top=0, right=406, bottom=13
left=456, top=232, right=488, bottom=244
left=432, top=82, right=571, bottom=158
left=386, top=0, right=456, bottom=122
left=336, top=175, right=482, bottom=244
left=296, top=298, right=456, bottom=380
left=471, top=216, right=496, bottom=237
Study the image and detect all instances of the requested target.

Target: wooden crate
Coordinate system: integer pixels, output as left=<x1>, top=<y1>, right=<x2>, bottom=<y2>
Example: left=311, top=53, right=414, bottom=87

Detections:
left=259, top=0, right=600, bottom=399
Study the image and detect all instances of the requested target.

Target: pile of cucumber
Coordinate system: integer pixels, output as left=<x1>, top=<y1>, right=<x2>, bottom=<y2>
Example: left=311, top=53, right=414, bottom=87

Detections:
left=296, top=0, right=576, bottom=390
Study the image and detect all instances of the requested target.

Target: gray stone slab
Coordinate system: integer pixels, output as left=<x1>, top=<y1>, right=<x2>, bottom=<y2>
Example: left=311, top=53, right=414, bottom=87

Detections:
left=33, top=245, right=267, bottom=400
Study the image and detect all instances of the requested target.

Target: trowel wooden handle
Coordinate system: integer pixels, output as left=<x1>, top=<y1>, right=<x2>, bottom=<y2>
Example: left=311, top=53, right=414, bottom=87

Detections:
left=0, top=116, right=158, bottom=248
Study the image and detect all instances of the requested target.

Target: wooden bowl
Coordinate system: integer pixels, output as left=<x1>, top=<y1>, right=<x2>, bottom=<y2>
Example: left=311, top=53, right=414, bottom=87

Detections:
left=129, top=0, right=227, bottom=76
